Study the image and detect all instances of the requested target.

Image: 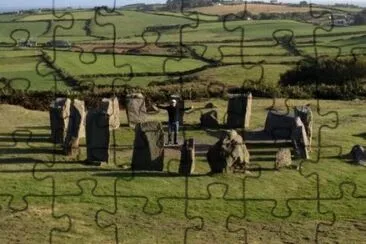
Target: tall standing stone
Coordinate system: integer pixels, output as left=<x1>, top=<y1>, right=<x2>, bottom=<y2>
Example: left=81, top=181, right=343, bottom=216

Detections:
left=179, top=138, right=195, bottom=175
left=294, top=105, right=313, bottom=151
left=291, top=117, right=310, bottom=159
left=63, top=99, right=86, bottom=156
left=86, top=109, right=110, bottom=163
left=264, top=110, right=295, bottom=139
left=49, top=97, right=71, bottom=144
left=101, top=96, right=120, bottom=130
left=226, top=93, right=252, bottom=129
left=125, top=93, right=147, bottom=128
left=131, top=121, right=165, bottom=171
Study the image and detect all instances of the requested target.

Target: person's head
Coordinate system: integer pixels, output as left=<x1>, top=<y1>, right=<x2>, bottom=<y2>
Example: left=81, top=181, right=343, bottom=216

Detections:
left=170, top=99, right=177, bottom=107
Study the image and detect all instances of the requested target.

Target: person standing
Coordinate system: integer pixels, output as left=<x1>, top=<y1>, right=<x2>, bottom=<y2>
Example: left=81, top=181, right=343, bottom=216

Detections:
left=156, top=99, right=193, bottom=145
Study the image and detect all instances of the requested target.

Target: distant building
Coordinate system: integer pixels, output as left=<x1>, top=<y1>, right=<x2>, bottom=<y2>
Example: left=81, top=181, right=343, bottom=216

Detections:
left=18, top=40, right=37, bottom=47
left=330, top=14, right=354, bottom=26
left=45, top=40, right=71, bottom=48
left=270, top=0, right=278, bottom=4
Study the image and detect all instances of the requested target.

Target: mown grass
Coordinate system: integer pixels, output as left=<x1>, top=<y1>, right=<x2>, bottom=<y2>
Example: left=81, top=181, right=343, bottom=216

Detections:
left=18, top=10, right=96, bottom=21
left=0, top=50, right=69, bottom=91
left=48, top=50, right=207, bottom=75
left=0, top=98, right=365, bottom=243
left=89, top=10, right=194, bottom=40
left=0, top=22, right=49, bottom=43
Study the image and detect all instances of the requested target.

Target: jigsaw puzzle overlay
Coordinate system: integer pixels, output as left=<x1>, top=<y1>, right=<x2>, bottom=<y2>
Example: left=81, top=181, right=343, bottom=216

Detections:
left=0, top=0, right=366, bottom=243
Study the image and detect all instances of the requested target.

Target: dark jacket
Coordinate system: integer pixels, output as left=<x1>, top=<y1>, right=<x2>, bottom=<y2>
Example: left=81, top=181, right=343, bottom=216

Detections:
left=157, top=104, right=192, bottom=123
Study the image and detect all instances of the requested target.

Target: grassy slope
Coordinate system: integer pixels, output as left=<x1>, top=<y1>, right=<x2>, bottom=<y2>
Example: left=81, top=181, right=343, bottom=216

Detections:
left=0, top=49, right=69, bottom=91
left=0, top=98, right=365, bottom=243
left=48, top=50, right=207, bottom=75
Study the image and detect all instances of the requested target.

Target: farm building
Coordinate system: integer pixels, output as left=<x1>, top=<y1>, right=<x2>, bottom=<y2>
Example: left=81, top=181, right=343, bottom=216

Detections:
left=330, top=14, right=355, bottom=26
left=45, top=40, right=71, bottom=48
left=17, top=40, right=37, bottom=47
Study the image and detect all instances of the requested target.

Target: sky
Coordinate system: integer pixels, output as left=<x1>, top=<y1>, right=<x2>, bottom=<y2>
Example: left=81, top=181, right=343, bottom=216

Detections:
left=0, top=0, right=365, bottom=11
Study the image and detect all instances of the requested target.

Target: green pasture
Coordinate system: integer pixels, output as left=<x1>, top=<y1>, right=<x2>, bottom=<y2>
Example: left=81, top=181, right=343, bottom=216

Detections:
left=151, top=19, right=366, bottom=43
left=0, top=21, right=49, bottom=43
left=0, top=51, right=68, bottom=91
left=0, top=98, right=365, bottom=243
left=18, top=10, right=95, bottom=21
left=89, top=10, right=194, bottom=39
left=194, top=64, right=294, bottom=86
left=49, top=50, right=207, bottom=75
left=146, top=10, right=220, bottom=21
left=0, top=13, right=23, bottom=22
left=90, top=76, right=168, bottom=87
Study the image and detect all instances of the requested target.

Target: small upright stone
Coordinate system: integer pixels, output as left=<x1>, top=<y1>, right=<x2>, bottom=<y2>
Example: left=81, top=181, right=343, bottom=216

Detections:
left=64, top=99, right=86, bottom=156
left=200, top=110, right=219, bottom=128
left=207, top=130, right=249, bottom=173
left=125, top=93, right=147, bottom=128
left=275, top=148, right=292, bottom=169
left=86, top=109, right=110, bottom=163
left=49, top=97, right=71, bottom=144
left=226, top=93, right=252, bottom=129
left=101, top=96, right=120, bottom=130
left=179, top=138, right=195, bottom=175
left=131, top=121, right=165, bottom=171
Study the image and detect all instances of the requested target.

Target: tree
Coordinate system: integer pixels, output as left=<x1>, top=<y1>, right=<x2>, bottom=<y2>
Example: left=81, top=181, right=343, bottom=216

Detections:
left=299, top=1, right=308, bottom=6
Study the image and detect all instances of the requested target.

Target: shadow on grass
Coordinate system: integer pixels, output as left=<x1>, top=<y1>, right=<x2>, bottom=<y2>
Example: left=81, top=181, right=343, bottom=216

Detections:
left=0, top=132, right=51, bottom=144
left=352, top=132, right=366, bottom=140
left=16, top=126, right=50, bottom=130
left=0, top=147, right=61, bottom=155
left=93, top=171, right=208, bottom=178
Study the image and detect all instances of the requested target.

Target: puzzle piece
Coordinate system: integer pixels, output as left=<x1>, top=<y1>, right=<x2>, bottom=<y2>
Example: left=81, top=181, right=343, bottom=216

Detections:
left=185, top=183, right=246, bottom=243
left=0, top=128, right=54, bottom=210
left=318, top=182, right=366, bottom=243
left=52, top=179, right=115, bottom=243
left=228, top=198, right=336, bottom=243
left=0, top=195, right=70, bottom=243
left=96, top=194, right=201, bottom=243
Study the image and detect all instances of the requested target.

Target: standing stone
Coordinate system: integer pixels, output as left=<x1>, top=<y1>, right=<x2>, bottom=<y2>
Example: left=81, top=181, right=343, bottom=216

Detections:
left=207, top=130, right=249, bottom=173
left=125, top=93, right=147, bottom=128
left=291, top=117, right=310, bottom=159
left=264, top=110, right=295, bottom=139
left=275, top=148, right=292, bottom=169
left=132, top=121, right=165, bottom=171
left=200, top=110, right=219, bottom=128
left=264, top=111, right=309, bottom=159
left=226, top=93, right=252, bottom=129
left=294, top=105, right=313, bottom=151
left=101, top=96, right=120, bottom=130
left=49, top=97, right=71, bottom=144
left=86, top=109, right=110, bottom=163
left=63, top=99, right=86, bottom=156
left=179, top=138, right=195, bottom=175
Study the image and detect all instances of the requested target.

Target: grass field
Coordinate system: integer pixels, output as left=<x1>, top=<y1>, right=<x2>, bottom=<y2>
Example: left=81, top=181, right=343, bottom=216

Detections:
left=0, top=49, right=68, bottom=91
left=48, top=50, right=206, bottom=75
left=191, top=3, right=363, bottom=15
left=1, top=5, right=366, bottom=243
left=0, top=98, right=365, bottom=243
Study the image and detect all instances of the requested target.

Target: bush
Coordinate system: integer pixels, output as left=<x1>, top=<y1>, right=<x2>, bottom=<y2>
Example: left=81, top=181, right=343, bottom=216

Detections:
left=279, top=58, right=366, bottom=87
